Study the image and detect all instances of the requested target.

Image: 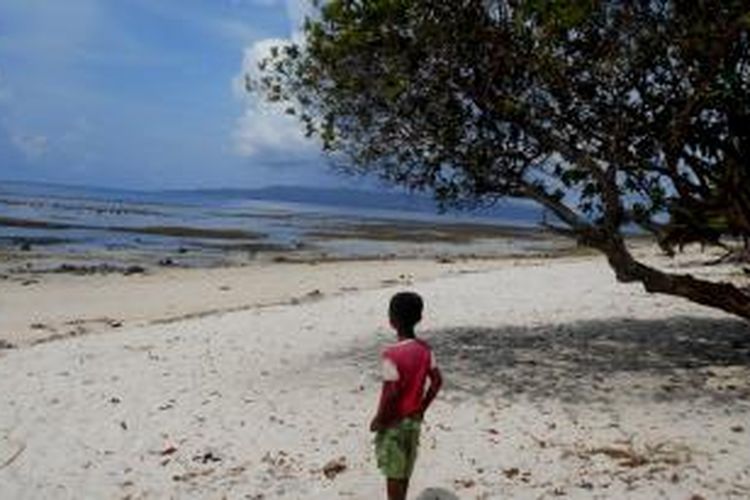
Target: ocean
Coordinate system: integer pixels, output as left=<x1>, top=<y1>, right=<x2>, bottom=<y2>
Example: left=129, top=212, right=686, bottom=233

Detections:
left=0, top=180, right=546, bottom=260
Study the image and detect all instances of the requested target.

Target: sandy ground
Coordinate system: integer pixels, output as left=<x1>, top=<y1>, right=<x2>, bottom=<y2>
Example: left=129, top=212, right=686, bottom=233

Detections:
left=0, top=257, right=515, bottom=347
left=1, top=251, right=749, bottom=499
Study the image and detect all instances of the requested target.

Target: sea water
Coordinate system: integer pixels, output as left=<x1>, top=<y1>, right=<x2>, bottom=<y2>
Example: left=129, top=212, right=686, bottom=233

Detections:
left=0, top=181, right=545, bottom=259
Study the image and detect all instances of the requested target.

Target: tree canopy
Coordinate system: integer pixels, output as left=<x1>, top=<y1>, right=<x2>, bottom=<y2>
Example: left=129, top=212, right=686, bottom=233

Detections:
left=251, top=0, right=750, bottom=319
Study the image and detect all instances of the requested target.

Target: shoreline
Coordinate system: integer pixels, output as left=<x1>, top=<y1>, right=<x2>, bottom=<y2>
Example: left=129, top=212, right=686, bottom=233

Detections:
left=2, top=251, right=581, bottom=348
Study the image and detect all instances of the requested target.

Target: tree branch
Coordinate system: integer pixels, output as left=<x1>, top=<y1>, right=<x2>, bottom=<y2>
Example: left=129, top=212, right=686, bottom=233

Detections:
left=596, top=235, right=750, bottom=319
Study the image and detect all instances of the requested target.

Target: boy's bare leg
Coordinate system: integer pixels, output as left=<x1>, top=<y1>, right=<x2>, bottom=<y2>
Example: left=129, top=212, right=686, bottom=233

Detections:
left=387, top=478, right=408, bottom=500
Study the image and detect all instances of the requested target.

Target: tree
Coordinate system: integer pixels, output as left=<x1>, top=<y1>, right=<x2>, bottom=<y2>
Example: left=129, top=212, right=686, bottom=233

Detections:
left=250, top=0, right=750, bottom=319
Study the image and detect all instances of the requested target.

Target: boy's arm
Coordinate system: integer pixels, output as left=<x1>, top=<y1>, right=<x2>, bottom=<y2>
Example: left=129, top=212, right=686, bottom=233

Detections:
left=420, top=366, right=442, bottom=416
left=370, top=381, right=400, bottom=432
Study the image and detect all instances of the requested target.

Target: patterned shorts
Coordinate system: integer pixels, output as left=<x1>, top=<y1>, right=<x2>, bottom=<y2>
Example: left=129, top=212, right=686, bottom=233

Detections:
left=374, top=418, right=421, bottom=480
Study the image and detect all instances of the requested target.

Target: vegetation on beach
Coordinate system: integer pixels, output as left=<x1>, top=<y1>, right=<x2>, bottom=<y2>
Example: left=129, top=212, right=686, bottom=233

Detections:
left=251, top=0, right=750, bottom=319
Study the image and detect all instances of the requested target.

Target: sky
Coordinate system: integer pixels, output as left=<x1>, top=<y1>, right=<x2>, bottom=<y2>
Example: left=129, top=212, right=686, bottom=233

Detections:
left=0, top=0, right=344, bottom=190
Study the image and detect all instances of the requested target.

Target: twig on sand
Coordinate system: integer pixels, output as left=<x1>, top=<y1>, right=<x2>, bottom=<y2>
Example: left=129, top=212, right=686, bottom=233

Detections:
left=578, top=439, right=691, bottom=469
left=0, top=441, right=26, bottom=470
left=585, top=445, right=649, bottom=468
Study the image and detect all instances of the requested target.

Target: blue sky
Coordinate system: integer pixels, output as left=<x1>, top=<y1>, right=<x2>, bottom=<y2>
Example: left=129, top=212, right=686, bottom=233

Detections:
left=0, top=0, right=343, bottom=190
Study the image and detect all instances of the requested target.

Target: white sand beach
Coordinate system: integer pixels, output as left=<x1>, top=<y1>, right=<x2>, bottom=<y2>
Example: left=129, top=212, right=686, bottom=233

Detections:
left=0, top=257, right=515, bottom=348
left=1, top=250, right=749, bottom=499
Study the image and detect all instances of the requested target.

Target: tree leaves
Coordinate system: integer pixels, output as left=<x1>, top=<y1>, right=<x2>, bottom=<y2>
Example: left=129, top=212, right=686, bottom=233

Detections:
left=250, top=0, right=750, bottom=249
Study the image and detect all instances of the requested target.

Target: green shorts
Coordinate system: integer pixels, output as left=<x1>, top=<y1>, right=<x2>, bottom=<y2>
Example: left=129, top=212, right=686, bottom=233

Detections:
left=374, top=418, right=421, bottom=480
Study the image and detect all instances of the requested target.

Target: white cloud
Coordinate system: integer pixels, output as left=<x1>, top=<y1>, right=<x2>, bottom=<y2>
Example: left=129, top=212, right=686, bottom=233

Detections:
left=231, top=37, right=288, bottom=97
left=232, top=1, right=320, bottom=160
left=232, top=38, right=315, bottom=158
left=234, top=104, right=313, bottom=157
left=285, top=0, right=316, bottom=41
left=0, top=1, right=107, bottom=166
left=11, top=133, right=48, bottom=160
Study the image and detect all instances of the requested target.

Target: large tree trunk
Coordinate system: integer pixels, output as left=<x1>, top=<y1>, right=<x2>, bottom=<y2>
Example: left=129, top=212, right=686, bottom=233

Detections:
left=597, top=236, right=750, bottom=320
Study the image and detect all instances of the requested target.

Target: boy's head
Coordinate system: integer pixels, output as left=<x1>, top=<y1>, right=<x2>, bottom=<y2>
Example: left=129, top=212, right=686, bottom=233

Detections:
left=389, top=291, right=423, bottom=336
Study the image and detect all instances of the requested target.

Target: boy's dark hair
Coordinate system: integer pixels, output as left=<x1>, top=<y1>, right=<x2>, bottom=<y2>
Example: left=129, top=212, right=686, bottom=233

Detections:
left=389, top=291, right=423, bottom=333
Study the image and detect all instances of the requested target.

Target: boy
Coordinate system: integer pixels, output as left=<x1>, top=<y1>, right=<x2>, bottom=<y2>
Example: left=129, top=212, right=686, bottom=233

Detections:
left=370, top=292, right=442, bottom=500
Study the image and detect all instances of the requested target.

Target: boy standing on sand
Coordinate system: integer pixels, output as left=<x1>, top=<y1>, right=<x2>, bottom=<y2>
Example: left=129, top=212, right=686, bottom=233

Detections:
left=370, top=292, right=443, bottom=500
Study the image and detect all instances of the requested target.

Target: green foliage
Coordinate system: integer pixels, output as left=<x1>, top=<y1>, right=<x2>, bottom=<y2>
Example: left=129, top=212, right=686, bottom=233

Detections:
left=251, top=0, right=750, bottom=248
left=520, top=0, right=597, bottom=31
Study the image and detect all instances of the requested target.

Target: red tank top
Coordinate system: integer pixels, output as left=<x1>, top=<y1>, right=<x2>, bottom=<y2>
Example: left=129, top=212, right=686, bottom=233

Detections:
left=382, top=338, right=434, bottom=419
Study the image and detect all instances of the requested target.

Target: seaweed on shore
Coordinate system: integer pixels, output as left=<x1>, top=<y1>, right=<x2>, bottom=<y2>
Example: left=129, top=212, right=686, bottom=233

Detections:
left=0, top=216, right=73, bottom=230
left=116, top=225, right=263, bottom=240
left=0, top=215, right=264, bottom=241
left=307, top=221, right=550, bottom=244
